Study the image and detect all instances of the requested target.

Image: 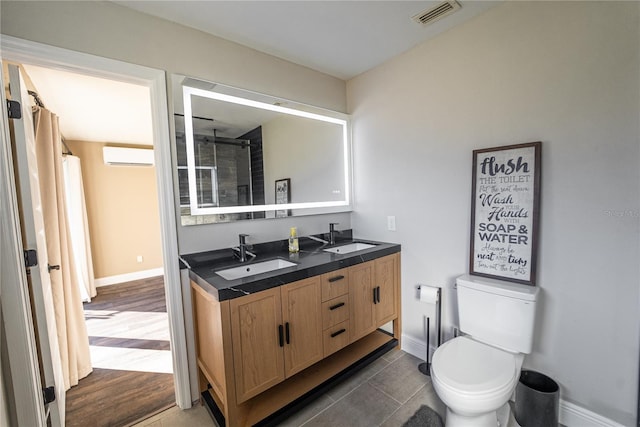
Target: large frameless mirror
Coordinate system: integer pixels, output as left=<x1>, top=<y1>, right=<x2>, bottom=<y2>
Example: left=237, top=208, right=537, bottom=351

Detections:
left=172, top=75, right=352, bottom=225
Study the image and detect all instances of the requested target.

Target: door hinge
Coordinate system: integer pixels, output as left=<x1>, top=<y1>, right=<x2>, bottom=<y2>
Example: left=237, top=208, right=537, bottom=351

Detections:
left=24, top=249, right=38, bottom=268
left=7, top=100, right=21, bottom=119
left=42, top=386, right=55, bottom=405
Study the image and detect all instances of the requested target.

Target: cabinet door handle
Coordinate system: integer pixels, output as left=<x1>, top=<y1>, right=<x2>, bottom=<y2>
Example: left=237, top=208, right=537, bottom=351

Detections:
left=376, top=286, right=381, bottom=303
left=373, top=288, right=377, bottom=304
left=329, top=302, right=345, bottom=311
left=328, top=275, right=345, bottom=283
left=285, top=322, right=290, bottom=345
left=330, top=328, right=346, bottom=338
left=278, top=324, right=284, bottom=347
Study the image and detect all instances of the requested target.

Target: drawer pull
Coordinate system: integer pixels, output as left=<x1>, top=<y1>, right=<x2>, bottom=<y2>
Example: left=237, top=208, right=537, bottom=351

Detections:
left=329, top=302, right=345, bottom=311
left=330, top=328, right=346, bottom=338
left=328, top=275, right=345, bottom=283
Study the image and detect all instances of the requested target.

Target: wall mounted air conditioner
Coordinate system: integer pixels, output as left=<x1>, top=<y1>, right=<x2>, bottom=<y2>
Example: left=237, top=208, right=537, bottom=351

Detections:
left=103, top=146, right=154, bottom=166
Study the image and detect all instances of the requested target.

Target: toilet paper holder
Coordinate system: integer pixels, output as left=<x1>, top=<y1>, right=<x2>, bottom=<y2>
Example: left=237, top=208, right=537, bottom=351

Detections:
left=417, top=285, right=442, bottom=376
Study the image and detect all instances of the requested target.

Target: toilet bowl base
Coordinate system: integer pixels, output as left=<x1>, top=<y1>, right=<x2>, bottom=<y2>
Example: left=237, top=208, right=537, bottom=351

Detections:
left=495, top=402, right=511, bottom=427
left=445, top=408, right=497, bottom=427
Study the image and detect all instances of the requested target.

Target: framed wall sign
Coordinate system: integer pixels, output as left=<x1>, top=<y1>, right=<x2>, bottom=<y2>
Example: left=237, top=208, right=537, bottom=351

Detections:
left=469, top=142, right=541, bottom=285
left=275, top=178, right=291, bottom=218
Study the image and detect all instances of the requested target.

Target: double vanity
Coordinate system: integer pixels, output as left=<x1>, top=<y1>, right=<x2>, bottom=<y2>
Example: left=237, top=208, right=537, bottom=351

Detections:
left=183, top=231, right=401, bottom=426
left=173, top=74, right=400, bottom=425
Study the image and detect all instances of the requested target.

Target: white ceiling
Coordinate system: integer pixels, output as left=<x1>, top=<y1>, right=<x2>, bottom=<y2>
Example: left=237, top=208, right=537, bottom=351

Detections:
left=21, top=1, right=499, bottom=144
left=22, top=64, right=154, bottom=146
left=115, top=0, right=499, bottom=80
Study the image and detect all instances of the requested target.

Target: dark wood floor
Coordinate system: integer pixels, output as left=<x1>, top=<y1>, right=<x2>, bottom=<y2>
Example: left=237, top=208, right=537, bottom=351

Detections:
left=66, top=276, right=176, bottom=427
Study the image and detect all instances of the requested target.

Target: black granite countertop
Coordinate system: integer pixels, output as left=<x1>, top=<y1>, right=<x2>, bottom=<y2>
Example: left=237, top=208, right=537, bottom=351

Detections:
left=181, top=230, right=401, bottom=301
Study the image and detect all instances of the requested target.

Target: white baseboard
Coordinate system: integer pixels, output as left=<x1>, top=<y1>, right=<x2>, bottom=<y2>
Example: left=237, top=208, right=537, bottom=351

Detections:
left=401, top=333, right=429, bottom=361
left=401, top=334, right=628, bottom=427
left=95, top=267, right=164, bottom=287
left=559, top=400, right=627, bottom=427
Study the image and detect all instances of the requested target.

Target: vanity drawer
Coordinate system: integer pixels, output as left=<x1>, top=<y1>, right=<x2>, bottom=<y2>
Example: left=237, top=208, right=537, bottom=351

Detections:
left=322, top=295, right=349, bottom=330
left=323, top=320, right=350, bottom=357
left=321, top=268, right=349, bottom=301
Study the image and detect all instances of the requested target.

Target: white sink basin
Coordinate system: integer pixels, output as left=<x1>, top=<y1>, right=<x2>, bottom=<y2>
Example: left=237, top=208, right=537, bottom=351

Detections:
left=324, top=242, right=376, bottom=254
left=216, top=259, right=297, bottom=280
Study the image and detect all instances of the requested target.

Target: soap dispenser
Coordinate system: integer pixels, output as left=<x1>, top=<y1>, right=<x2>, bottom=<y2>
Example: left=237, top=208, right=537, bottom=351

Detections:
left=288, top=227, right=299, bottom=253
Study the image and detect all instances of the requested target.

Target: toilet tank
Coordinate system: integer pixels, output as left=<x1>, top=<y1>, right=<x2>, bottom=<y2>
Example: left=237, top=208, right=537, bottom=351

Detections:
left=456, top=274, right=539, bottom=354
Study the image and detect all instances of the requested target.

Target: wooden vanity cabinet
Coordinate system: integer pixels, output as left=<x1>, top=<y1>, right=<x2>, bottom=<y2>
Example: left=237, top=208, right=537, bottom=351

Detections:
left=320, top=268, right=349, bottom=301
left=320, top=268, right=351, bottom=357
left=348, top=261, right=376, bottom=341
left=229, top=287, right=285, bottom=403
left=349, top=254, right=400, bottom=342
left=280, top=277, right=324, bottom=377
left=230, top=277, right=323, bottom=403
left=374, top=254, right=399, bottom=325
left=191, top=252, right=400, bottom=426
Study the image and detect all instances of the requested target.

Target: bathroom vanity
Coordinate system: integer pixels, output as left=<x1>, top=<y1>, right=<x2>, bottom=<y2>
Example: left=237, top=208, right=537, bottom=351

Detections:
left=184, top=234, right=401, bottom=426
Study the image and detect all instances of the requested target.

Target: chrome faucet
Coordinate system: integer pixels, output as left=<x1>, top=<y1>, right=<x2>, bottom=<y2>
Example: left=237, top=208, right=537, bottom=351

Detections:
left=329, top=223, right=340, bottom=245
left=238, top=234, right=249, bottom=262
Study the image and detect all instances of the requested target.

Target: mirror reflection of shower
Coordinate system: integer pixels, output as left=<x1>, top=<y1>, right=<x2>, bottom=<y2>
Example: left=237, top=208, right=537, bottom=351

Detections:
left=176, top=118, right=265, bottom=222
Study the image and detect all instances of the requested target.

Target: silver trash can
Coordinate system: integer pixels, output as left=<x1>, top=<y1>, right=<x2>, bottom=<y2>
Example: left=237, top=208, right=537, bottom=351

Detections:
left=514, top=370, right=559, bottom=427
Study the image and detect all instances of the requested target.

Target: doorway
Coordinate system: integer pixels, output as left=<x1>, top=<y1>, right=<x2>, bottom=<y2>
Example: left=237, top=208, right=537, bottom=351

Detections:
left=5, top=60, right=175, bottom=426
left=0, top=36, right=191, bottom=427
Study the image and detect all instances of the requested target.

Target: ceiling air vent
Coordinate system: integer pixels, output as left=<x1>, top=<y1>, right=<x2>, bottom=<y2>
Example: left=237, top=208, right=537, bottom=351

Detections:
left=412, top=1, right=461, bottom=26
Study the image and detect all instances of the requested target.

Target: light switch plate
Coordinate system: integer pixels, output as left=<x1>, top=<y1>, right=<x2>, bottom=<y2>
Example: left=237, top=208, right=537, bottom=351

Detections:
left=387, top=216, right=396, bottom=231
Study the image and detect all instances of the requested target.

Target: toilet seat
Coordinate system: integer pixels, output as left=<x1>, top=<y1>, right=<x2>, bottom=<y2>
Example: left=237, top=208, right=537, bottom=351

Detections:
left=432, top=336, right=517, bottom=395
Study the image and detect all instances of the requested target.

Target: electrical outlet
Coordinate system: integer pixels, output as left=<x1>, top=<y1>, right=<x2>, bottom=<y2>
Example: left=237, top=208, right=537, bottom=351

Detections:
left=387, top=216, right=396, bottom=231
left=136, top=255, right=143, bottom=263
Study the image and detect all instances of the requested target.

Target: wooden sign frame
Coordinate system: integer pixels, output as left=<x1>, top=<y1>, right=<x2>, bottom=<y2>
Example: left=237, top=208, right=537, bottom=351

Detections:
left=469, top=142, right=541, bottom=285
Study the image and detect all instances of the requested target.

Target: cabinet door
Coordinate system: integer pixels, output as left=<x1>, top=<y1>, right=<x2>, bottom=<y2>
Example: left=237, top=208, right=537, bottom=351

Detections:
left=375, top=254, right=399, bottom=326
left=349, top=262, right=376, bottom=342
left=281, top=277, right=323, bottom=377
left=230, top=287, right=285, bottom=403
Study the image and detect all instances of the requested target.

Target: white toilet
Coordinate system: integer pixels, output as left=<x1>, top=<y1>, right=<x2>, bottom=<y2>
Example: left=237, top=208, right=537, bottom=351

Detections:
left=430, top=274, right=539, bottom=427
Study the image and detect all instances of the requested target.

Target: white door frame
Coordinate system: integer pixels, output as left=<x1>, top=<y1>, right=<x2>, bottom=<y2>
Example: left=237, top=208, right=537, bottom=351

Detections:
left=0, top=35, right=191, bottom=413
left=0, top=58, right=48, bottom=427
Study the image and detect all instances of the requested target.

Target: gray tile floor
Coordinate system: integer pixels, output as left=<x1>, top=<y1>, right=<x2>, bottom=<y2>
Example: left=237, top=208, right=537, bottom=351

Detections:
left=280, top=350, right=446, bottom=427
left=137, top=350, right=525, bottom=427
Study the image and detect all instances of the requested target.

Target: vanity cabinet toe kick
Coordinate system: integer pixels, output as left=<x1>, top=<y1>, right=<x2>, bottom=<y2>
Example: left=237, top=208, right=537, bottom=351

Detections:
left=191, top=252, right=401, bottom=427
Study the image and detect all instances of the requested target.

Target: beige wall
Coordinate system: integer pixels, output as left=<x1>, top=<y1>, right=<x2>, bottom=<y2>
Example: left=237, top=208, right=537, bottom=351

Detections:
left=67, top=141, right=163, bottom=278
left=348, top=1, right=639, bottom=424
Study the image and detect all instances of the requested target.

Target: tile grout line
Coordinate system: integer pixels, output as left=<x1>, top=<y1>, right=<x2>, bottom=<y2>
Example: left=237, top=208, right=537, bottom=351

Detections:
left=298, top=387, right=356, bottom=427
left=367, top=380, right=405, bottom=406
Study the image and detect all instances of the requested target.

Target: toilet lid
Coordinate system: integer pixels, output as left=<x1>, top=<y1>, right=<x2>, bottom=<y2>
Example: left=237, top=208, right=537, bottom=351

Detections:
left=432, top=336, right=516, bottom=394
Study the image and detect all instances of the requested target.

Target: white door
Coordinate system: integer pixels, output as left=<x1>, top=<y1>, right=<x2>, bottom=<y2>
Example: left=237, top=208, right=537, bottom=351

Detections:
left=7, top=64, right=66, bottom=427
left=0, top=60, right=44, bottom=427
